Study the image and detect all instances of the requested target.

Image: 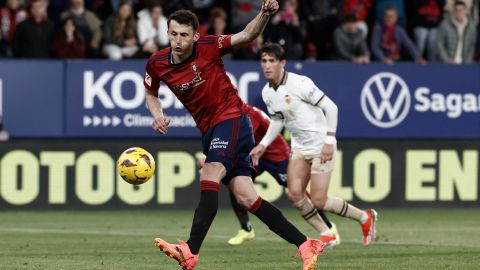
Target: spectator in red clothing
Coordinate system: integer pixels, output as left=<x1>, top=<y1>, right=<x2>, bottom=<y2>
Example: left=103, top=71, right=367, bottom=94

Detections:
left=61, top=0, right=103, bottom=58
left=300, top=0, right=341, bottom=60
left=53, top=16, right=86, bottom=58
left=0, top=0, right=27, bottom=57
left=408, top=0, right=445, bottom=61
left=371, top=7, right=427, bottom=64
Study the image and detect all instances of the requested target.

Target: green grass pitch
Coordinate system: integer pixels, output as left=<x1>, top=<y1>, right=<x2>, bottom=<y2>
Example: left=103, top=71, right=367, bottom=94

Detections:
left=1, top=209, right=479, bottom=269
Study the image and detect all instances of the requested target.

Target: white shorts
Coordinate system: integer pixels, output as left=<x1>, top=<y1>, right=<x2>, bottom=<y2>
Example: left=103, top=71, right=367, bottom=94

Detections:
left=290, top=146, right=336, bottom=174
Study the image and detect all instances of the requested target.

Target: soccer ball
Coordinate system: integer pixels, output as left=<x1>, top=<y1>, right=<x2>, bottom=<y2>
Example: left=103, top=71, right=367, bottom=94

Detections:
left=117, top=147, right=155, bottom=185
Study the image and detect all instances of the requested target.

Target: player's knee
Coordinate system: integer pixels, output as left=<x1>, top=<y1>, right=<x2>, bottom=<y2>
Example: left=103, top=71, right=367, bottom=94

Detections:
left=310, top=194, right=328, bottom=209
left=201, top=162, right=226, bottom=181
left=235, top=192, right=258, bottom=208
left=287, top=189, right=305, bottom=204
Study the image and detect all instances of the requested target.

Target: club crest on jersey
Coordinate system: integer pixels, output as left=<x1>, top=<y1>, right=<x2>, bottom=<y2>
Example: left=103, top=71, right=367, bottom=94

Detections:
left=172, top=63, right=205, bottom=92
left=144, top=72, right=152, bottom=86
left=284, top=95, right=292, bottom=104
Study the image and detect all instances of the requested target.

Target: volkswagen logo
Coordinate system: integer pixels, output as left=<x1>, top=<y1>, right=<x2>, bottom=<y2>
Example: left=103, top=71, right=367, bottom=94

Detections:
left=361, top=72, right=411, bottom=128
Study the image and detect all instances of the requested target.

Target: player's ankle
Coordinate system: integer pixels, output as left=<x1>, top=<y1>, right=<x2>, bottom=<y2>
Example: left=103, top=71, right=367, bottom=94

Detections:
left=320, top=229, right=333, bottom=236
left=360, top=212, right=369, bottom=224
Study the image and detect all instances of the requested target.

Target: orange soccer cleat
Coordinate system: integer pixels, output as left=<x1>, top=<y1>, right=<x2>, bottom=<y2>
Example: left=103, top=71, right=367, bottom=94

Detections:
left=361, top=209, right=378, bottom=246
left=295, top=238, right=326, bottom=270
left=320, top=234, right=337, bottom=249
left=154, top=238, right=199, bottom=270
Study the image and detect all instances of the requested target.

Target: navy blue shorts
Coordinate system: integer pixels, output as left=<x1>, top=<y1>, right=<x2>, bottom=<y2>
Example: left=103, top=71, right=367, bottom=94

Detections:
left=202, top=114, right=256, bottom=185
left=255, top=158, right=288, bottom=187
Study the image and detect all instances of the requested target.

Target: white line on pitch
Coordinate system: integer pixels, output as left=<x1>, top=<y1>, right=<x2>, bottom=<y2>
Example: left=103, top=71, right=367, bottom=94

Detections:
left=0, top=227, right=479, bottom=249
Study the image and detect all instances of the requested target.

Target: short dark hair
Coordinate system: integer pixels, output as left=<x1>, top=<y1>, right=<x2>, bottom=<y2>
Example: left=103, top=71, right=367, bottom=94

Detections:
left=454, top=0, right=467, bottom=8
left=209, top=7, right=227, bottom=24
left=343, top=13, right=358, bottom=23
left=168, top=10, right=199, bottom=32
left=260, top=43, right=286, bottom=61
left=147, top=0, right=162, bottom=12
left=384, top=6, right=397, bottom=13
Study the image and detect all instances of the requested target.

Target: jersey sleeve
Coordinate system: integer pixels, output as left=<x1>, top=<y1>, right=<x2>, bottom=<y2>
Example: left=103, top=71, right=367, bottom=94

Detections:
left=297, top=76, right=326, bottom=106
left=217, top=34, right=233, bottom=56
left=144, top=60, right=161, bottom=92
left=251, top=106, right=271, bottom=132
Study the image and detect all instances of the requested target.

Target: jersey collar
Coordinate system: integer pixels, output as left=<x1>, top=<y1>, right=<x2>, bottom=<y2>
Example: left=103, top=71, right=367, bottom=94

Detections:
left=269, top=71, right=288, bottom=90
left=168, top=44, right=197, bottom=66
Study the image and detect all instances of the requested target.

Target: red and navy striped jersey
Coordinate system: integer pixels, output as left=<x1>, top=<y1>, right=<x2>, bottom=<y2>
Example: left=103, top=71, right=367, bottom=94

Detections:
left=144, top=35, right=248, bottom=134
left=247, top=105, right=290, bottom=162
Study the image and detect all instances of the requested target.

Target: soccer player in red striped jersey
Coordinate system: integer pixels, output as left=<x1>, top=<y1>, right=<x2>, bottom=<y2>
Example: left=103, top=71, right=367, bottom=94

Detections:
left=144, top=3, right=325, bottom=270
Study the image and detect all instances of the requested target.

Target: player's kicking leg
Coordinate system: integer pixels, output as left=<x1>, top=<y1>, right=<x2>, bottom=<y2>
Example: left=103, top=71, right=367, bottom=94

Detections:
left=154, top=162, right=226, bottom=269
left=227, top=190, right=255, bottom=245
left=230, top=174, right=325, bottom=269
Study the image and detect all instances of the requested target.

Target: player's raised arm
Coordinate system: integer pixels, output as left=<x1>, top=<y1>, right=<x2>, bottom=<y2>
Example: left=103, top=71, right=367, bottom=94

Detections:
left=231, top=0, right=279, bottom=49
left=145, top=88, right=170, bottom=134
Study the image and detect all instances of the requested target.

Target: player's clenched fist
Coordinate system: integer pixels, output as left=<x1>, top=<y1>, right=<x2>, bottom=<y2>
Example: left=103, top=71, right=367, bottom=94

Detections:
left=262, top=0, right=279, bottom=16
left=320, top=144, right=334, bottom=164
left=152, top=116, right=171, bottom=134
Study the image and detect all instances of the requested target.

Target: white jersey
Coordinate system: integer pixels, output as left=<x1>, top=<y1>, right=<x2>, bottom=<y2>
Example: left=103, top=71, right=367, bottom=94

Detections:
left=262, top=72, right=328, bottom=155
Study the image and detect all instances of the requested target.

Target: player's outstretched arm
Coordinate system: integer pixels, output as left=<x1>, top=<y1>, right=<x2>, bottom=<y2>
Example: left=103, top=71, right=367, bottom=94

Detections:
left=145, top=88, right=170, bottom=134
left=231, top=0, right=279, bottom=49
left=250, top=118, right=283, bottom=166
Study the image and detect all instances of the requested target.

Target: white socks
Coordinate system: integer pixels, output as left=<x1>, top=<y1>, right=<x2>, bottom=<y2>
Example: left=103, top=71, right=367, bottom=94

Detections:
left=323, top=196, right=365, bottom=222
left=293, top=196, right=330, bottom=233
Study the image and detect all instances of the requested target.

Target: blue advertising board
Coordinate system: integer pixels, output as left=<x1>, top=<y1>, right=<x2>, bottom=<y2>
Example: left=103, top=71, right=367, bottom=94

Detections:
left=0, top=60, right=63, bottom=137
left=284, top=62, right=480, bottom=138
left=1, top=60, right=479, bottom=138
left=65, top=60, right=199, bottom=138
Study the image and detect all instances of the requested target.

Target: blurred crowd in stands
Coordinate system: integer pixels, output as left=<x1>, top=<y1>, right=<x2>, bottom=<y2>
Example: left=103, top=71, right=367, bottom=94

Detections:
left=0, top=0, right=479, bottom=63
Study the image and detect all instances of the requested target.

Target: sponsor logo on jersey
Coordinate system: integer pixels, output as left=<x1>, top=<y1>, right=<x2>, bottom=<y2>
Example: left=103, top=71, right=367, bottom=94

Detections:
left=210, top=137, right=229, bottom=150
left=172, top=63, right=205, bottom=92
left=218, top=35, right=226, bottom=48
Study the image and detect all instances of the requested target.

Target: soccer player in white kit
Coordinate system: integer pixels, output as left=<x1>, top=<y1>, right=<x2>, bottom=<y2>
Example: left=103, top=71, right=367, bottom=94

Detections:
left=250, top=43, right=378, bottom=247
